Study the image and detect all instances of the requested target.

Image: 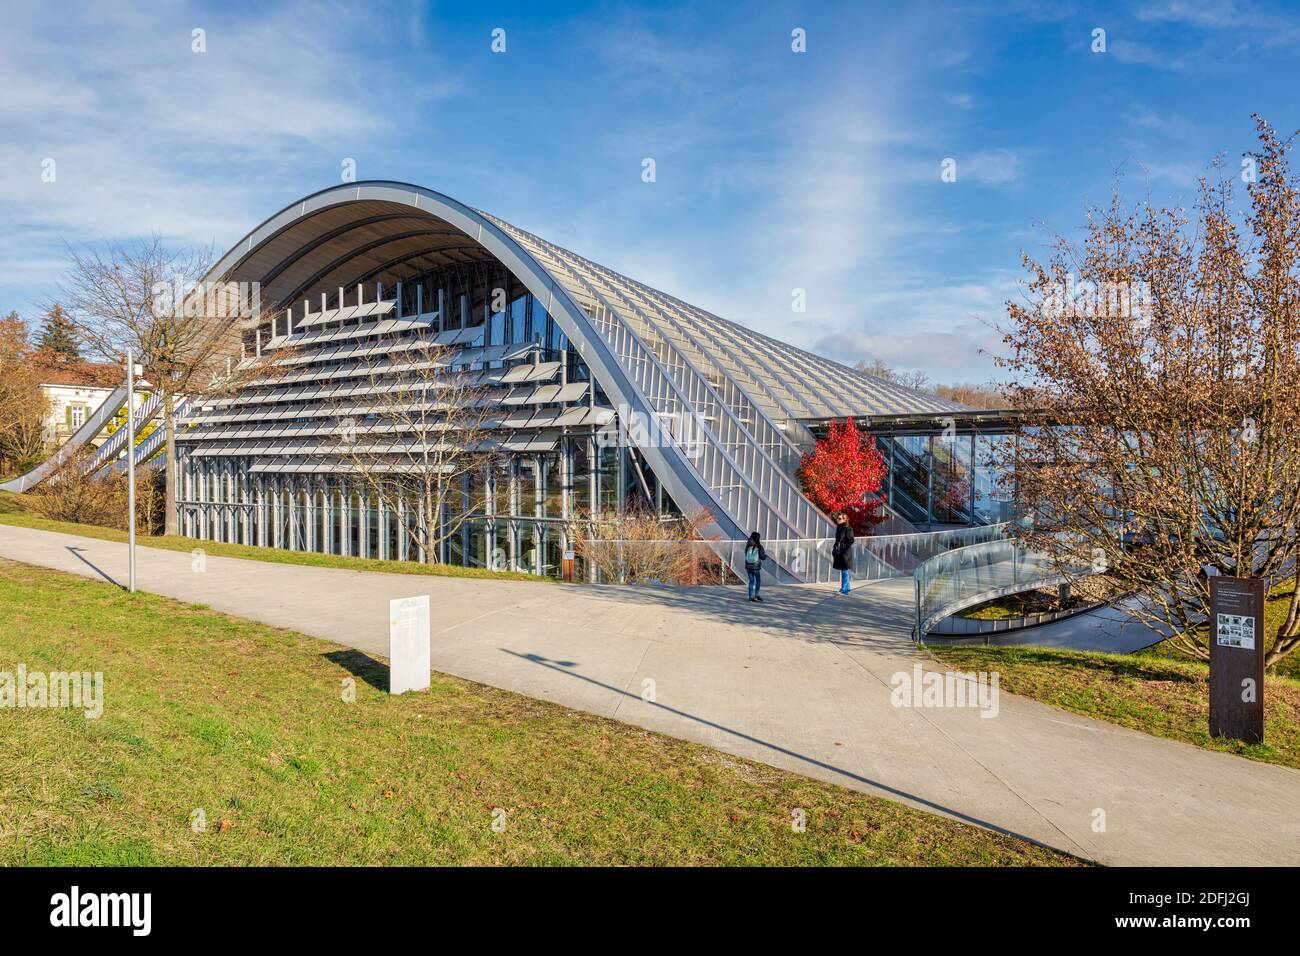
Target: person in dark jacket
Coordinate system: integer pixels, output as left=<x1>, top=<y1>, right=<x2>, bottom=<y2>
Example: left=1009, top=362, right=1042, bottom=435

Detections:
left=831, top=512, right=854, bottom=594
left=744, top=531, right=767, bottom=602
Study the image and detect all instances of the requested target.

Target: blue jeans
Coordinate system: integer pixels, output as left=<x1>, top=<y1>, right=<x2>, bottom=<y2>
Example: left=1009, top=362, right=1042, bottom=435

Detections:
left=747, top=567, right=761, bottom=599
left=839, top=570, right=851, bottom=593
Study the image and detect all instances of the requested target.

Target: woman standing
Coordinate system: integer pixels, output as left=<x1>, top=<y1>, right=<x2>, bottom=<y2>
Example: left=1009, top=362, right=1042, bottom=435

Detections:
left=744, top=531, right=767, bottom=602
left=831, top=512, right=854, bottom=594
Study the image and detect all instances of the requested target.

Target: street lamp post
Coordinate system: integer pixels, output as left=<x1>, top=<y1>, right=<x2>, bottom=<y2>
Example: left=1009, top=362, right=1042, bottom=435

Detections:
left=125, top=350, right=137, bottom=593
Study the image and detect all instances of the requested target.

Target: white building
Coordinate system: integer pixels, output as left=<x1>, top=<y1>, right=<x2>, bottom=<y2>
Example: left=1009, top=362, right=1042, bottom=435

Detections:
left=37, top=368, right=118, bottom=447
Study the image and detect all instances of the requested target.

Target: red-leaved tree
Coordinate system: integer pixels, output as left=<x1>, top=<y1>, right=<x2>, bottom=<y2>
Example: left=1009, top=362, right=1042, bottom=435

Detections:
left=797, top=419, right=889, bottom=533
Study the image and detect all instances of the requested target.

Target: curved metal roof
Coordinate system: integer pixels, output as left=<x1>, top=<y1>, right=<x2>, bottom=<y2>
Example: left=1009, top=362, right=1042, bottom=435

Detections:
left=205, top=182, right=965, bottom=541
left=211, top=182, right=964, bottom=419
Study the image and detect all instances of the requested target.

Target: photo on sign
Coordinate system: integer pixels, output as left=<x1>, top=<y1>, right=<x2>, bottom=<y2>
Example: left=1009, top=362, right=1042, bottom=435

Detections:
left=1216, top=612, right=1255, bottom=650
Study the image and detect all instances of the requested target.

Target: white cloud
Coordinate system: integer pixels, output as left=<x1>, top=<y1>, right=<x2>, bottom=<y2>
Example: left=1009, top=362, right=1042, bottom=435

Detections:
left=810, top=270, right=1019, bottom=381
left=1136, top=1, right=1245, bottom=29
left=519, top=7, right=1028, bottom=387
left=1123, top=103, right=1196, bottom=138
left=954, top=149, right=1026, bottom=186
left=0, top=0, right=459, bottom=312
left=1121, top=156, right=1204, bottom=189
left=1109, top=39, right=1189, bottom=70
left=825, top=325, right=1002, bottom=374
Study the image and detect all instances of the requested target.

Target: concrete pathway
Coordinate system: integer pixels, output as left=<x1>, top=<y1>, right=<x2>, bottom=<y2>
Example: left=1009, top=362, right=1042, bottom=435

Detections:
left=3, top=523, right=1299, bottom=866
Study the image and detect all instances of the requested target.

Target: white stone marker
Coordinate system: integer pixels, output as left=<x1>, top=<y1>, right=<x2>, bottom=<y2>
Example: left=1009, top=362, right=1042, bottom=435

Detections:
left=389, top=595, right=431, bottom=694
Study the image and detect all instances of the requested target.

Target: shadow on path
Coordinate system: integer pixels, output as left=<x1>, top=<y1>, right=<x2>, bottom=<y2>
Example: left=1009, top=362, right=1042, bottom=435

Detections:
left=66, top=546, right=120, bottom=587
left=501, top=647, right=1075, bottom=854
left=559, top=579, right=918, bottom=650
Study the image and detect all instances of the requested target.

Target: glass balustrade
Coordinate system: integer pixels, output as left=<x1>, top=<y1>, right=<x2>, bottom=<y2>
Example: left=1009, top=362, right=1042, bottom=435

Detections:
left=912, top=538, right=1071, bottom=640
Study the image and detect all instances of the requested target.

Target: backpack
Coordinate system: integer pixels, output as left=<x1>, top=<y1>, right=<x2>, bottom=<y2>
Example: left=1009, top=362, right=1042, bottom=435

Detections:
left=745, top=544, right=762, bottom=568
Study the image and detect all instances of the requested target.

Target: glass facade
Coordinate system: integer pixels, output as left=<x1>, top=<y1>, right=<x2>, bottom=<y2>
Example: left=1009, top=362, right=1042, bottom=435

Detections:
left=571, top=438, right=592, bottom=514
left=876, top=431, right=1013, bottom=528
left=180, top=421, right=687, bottom=579
left=541, top=453, right=562, bottom=518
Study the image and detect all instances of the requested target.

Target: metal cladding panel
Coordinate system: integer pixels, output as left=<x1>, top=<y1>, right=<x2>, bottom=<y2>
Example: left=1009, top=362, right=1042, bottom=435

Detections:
left=359, top=184, right=426, bottom=207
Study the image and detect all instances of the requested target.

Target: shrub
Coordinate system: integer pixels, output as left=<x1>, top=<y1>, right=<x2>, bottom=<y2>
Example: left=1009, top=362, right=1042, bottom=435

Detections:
left=25, top=450, right=165, bottom=534
left=569, top=507, right=730, bottom=584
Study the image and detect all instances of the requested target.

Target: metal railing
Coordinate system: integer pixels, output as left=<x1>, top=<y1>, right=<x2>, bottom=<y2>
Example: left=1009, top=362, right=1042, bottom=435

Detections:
left=913, top=537, right=1072, bottom=640
left=86, top=391, right=163, bottom=473
left=577, top=539, right=739, bottom=585
left=726, top=523, right=1009, bottom=584
left=2, top=385, right=182, bottom=494
left=589, top=523, right=1008, bottom=586
left=1, top=383, right=132, bottom=493
left=106, top=399, right=186, bottom=473
left=587, top=522, right=1003, bottom=582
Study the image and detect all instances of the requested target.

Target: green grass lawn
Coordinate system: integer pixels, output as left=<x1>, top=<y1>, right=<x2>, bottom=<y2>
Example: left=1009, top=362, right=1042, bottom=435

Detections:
left=926, top=643, right=1300, bottom=771
left=0, top=489, right=547, bottom=583
left=957, top=596, right=1025, bottom=621
left=0, top=558, right=1076, bottom=866
left=957, top=588, right=1102, bottom=621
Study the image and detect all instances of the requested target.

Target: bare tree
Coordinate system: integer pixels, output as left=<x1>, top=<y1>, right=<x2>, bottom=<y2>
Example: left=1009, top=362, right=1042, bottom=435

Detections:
left=854, top=357, right=894, bottom=380
left=55, top=235, right=285, bottom=535
left=330, top=335, right=500, bottom=563
left=997, top=116, right=1300, bottom=666
left=934, top=382, right=1007, bottom=409
left=854, top=357, right=933, bottom=392
left=0, top=311, right=50, bottom=475
left=858, top=358, right=1008, bottom=408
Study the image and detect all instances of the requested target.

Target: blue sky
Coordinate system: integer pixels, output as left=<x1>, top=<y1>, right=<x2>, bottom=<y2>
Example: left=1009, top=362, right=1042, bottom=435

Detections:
left=3, top=0, right=1299, bottom=384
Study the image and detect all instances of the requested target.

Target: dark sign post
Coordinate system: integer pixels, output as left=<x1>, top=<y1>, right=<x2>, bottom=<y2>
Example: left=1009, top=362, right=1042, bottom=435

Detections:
left=1208, top=576, right=1266, bottom=743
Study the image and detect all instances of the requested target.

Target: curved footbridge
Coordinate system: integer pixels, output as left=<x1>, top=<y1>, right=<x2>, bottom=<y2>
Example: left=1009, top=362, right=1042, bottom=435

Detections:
left=911, top=536, right=1168, bottom=653
left=706, top=523, right=1156, bottom=653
